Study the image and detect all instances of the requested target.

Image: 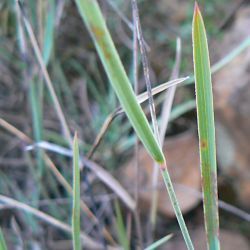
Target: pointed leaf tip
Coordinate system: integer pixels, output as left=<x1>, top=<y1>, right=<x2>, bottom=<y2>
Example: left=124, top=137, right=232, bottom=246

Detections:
left=194, top=2, right=200, bottom=16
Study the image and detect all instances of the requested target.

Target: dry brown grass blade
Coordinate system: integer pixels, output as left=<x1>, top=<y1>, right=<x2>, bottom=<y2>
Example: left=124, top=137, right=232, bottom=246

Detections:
left=0, top=118, right=116, bottom=245
left=0, top=195, right=104, bottom=249
left=0, top=118, right=31, bottom=143
left=87, top=78, right=187, bottom=159
left=131, top=0, right=160, bottom=143
left=82, top=158, right=136, bottom=211
left=87, top=110, right=120, bottom=159
left=25, top=140, right=136, bottom=211
left=16, top=1, right=72, bottom=147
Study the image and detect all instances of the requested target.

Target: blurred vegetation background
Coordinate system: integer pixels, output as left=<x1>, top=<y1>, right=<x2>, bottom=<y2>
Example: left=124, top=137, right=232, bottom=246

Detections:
left=0, top=0, right=249, bottom=249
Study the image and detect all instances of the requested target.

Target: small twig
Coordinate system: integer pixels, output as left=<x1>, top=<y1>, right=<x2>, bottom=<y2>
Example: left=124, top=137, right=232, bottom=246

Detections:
left=150, top=38, right=182, bottom=227
left=131, top=0, right=160, bottom=143
left=132, top=7, right=143, bottom=248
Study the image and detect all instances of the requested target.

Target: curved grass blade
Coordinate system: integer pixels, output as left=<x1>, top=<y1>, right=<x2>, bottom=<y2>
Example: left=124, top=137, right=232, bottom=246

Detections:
left=192, top=3, right=220, bottom=249
left=72, top=133, right=81, bottom=250
left=136, top=77, right=188, bottom=105
left=74, top=0, right=164, bottom=164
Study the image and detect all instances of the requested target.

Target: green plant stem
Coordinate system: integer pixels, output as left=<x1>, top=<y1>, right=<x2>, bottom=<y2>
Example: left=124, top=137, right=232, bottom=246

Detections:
left=161, top=165, right=194, bottom=250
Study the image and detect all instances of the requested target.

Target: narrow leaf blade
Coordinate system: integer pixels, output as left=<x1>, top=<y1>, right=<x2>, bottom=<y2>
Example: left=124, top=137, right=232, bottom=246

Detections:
left=192, top=3, right=220, bottom=249
left=74, top=0, right=165, bottom=163
left=72, top=133, right=81, bottom=250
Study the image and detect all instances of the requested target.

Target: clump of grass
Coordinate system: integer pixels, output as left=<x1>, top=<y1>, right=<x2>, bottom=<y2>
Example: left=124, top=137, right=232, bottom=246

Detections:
left=192, top=2, right=220, bottom=249
left=74, top=0, right=194, bottom=249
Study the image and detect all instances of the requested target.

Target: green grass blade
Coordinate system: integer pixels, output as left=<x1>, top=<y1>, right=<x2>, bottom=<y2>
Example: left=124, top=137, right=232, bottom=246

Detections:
left=72, top=133, right=81, bottom=250
left=29, top=80, right=44, bottom=177
left=211, top=36, right=250, bottom=74
left=192, top=3, right=220, bottom=249
left=161, top=167, right=194, bottom=250
left=0, top=228, right=7, bottom=250
left=43, top=0, right=55, bottom=65
left=74, top=0, right=164, bottom=164
left=184, top=36, right=250, bottom=86
left=114, top=200, right=129, bottom=250
left=74, top=1, right=194, bottom=249
left=145, top=234, right=173, bottom=250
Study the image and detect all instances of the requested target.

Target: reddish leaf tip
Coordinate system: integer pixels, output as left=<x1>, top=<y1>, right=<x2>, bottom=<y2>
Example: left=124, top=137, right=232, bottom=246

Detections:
left=194, top=1, right=200, bottom=17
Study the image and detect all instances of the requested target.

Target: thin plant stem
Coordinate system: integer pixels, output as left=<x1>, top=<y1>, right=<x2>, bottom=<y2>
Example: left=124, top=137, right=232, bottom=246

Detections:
left=160, top=164, right=194, bottom=250
left=131, top=0, right=160, bottom=142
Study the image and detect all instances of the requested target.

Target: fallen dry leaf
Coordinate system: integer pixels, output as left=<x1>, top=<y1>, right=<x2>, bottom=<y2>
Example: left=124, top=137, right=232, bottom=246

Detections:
left=120, top=131, right=201, bottom=217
